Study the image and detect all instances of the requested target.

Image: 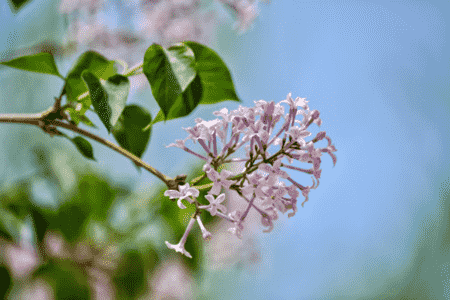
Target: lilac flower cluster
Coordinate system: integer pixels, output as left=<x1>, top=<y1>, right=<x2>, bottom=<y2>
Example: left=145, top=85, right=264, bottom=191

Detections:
left=164, top=93, right=337, bottom=258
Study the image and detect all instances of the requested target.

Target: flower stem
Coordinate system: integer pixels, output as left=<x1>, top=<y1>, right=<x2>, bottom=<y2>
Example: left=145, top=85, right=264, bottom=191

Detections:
left=123, top=61, right=144, bottom=77
left=0, top=111, right=175, bottom=188
left=51, top=119, right=172, bottom=185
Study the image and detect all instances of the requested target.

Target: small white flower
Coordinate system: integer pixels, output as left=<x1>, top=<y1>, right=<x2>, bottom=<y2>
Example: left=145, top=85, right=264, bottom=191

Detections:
left=205, top=193, right=227, bottom=216
left=164, top=183, right=199, bottom=209
left=196, top=216, right=212, bottom=240
left=286, top=126, right=311, bottom=141
left=165, top=241, right=192, bottom=258
left=280, top=93, right=309, bottom=110
left=258, top=158, right=289, bottom=181
left=166, top=139, right=187, bottom=149
left=206, top=169, right=234, bottom=195
left=165, top=217, right=196, bottom=259
left=261, top=215, right=274, bottom=233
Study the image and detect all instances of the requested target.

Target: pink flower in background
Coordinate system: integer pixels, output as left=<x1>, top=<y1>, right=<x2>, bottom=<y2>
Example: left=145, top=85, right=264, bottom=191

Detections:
left=19, top=279, right=54, bottom=300
left=138, top=1, right=172, bottom=36
left=59, top=0, right=104, bottom=14
left=233, top=0, right=260, bottom=33
left=149, top=259, right=195, bottom=299
left=44, top=231, right=71, bottom=258
left=162, top=17, right=197, bottom=45
left=4, top=244, right=38, bottom=279
left=58, top=0, right=268, bottom=90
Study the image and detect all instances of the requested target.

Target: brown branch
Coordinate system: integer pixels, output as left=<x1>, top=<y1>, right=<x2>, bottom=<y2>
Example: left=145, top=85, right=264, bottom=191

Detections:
left=50, top=119, right=173, bottom=186
left=0, top=110, right=185, bottom=190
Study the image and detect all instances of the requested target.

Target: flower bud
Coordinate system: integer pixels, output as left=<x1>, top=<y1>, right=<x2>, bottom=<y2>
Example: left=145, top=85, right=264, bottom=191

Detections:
left=311, top=110, right=320, bottom=120
left=314, top=131, right=326, bottom=142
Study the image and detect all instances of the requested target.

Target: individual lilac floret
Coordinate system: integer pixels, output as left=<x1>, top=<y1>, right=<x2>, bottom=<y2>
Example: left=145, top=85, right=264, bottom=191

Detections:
left=166, top=139, right=187, bottom=149
left=205, top=168, right=234, bottom=195
left=196, top=215, right=212, bottom=240
left=281, top=92, right=309, bottom=108
left=258, top=158, right=289, bottom=184
left=240, top=172, right=267, bottom=199
left=165, top=217, right=196, bottom=259
left=205, top=193, right=227, bottom=216
left=228, top=210, right=244, bottom=239
left=164, top=183, right=200, bottom=209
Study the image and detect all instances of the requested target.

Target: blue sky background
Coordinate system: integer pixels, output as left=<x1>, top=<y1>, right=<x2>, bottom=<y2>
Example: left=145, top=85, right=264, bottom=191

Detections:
left=1, top=0, right=450, bottom=299
left=211, top=1, right=450, bottom=299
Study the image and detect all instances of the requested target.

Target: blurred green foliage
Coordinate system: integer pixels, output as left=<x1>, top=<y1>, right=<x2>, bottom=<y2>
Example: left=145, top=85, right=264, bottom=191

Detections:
left=0, top=142, right=219, bottom=299
left=0, top=266, right=12, bottom=299
left=7, top=0, right=32, bottom=13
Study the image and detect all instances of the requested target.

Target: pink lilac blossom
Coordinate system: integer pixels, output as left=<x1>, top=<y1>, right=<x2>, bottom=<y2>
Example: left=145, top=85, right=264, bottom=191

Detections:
left=196, top=215, right=212, bottom=240
left=164, top=93, right=337, bottom=257
left=220, top=0, right=260, bottom=34
left=149, top=259, right=195, bottom=299
left=204, top=193, right=228, bottom=216
left=165, top=217, right=196, bottom=258
left=163, top=183, right=199, bottom=209
left=205, top=168, right=235, bottom=195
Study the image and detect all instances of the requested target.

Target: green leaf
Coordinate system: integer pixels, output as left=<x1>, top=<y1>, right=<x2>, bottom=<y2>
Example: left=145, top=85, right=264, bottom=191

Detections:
left=113, top=249, right=146, bottom=299
left=0, top=266, right=11, bottom=300
left=143, top=43, right=197, bottom=120
left=101, top=74, right=130, bottom=126
left=0, top=52, right=62, bottom=78
left=81, top=71, right=129, bottom=132
left=31, top=207, right=55, bottom=244
left=76, top=174, right=116, bottom=221
left=71, top=136, right=95, bottom=161
left=182, top=41, right=241, bottom=104
left=64, top=107, right=97, bottom=128
left=80, top=71, right=109, bottom=130
left=65, top=51, right=117, bottom=114
left=150, top=74, right=203, bottom=124
left=57, top=204, right=89, bottom=243
left=8, top=0, right=32, bottom=12
left=33, top=259, right=90, bottom=300
left=112, top=105, right=152, bottom=159
left=0, top=208, right=22, bottom=242
left=1, top=178, right=33, bottom=220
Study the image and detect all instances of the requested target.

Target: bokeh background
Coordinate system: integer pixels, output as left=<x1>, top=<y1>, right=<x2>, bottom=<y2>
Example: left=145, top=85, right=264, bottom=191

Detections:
left=1, top=0, right=450, bottom=299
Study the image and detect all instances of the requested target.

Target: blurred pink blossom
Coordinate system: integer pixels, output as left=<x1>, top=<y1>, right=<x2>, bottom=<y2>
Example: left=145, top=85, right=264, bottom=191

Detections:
left=58, top=0, right=267, bottom=91
left=4, top=243, right=39, bottom=279
left=44, top=231, right=71, bottom=258
left=149, top=258, right=195, bottom=299
left=19, top=279, right=53, bottom=300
